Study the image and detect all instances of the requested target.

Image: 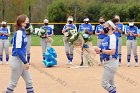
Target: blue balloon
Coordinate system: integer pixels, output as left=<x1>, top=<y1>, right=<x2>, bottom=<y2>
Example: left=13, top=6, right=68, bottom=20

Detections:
left=47, top=47, right=57, bottom=58
left=43, top=48, right=57, bottom=67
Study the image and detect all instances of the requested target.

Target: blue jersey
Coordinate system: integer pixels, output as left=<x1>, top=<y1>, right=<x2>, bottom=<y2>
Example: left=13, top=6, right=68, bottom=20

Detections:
left=95, top=24, right=107, bottom=39
left=0, top=27, right=9, bottom=39
left=114, top=23, right=123, bottom=37
left=125, top=26, right=138, bottom=40
left=63, top=23, right=77, bottom=32
left=12, top=28, right=27, bottom=64
left=100, top=34, right=118, bottom=60
left=41, top=25, right=53, bottom=35
left=78, top=23, right=93, bottom=34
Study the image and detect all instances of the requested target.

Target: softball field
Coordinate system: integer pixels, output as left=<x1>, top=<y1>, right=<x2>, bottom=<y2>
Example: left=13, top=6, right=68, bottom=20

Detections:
left=0, top=46, right=140, bottom=93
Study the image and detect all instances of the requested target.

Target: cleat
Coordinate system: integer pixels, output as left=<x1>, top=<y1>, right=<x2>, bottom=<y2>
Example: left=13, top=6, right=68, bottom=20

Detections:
left=135, top=63, right=138, bottom=67
left=0, top=61, right=2, bottom=64
left=127, top=63, right=130, bottom=67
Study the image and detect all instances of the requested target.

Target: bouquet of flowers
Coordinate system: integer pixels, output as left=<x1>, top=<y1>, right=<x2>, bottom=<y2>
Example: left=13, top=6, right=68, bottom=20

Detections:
left=26, top=25, right=34, bottom=35
left=37, top=27, right=47, bottom=37
left=79, top=29, right=92, bottom=43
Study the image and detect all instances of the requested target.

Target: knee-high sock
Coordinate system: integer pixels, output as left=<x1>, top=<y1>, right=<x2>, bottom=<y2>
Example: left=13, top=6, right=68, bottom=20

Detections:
left=100, top=54, right=103, bottom=63
left=6, top=55, right=9, bottom=62
left=0, top=55, right=3, bottom=61
left=134, top=55, right=138, bottom=63
left=27, top=54, right=30, bottom=63
left=80, top=49, right=84, bottom=65
left=118, top=54, right=121, bottom=63
left=127, top=55, right=131, bottom=63
left=104, top=84, right=116, bottom=93
left=66, top=53, right=70, bottom=61
left=43, top=54, right=45, bottom=60
left=6, top=88, right=14, bottom=93
left=26, top=87, right=34, bottom=93
left=69, top=54, right=73, bottom=62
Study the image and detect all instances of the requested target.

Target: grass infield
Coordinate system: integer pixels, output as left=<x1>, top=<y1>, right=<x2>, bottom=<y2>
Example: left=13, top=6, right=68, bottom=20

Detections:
left=9, top=35, right=140, bottom=46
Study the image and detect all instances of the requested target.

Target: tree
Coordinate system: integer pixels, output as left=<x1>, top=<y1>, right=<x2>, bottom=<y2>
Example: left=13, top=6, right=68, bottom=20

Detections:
left=48, top=1, right=67, bottom=22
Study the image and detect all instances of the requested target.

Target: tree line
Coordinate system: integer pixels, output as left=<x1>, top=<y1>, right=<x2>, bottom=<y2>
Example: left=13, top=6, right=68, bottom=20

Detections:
left=0, top=0, right=140, bottom=23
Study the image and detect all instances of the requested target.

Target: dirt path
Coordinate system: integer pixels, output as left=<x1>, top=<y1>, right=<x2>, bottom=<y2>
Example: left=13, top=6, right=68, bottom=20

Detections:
left=0, top=46, right=140, bottom=93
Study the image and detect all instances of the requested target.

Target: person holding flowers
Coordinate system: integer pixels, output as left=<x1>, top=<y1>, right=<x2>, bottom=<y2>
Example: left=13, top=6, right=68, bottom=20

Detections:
left=38, top=18, right=54, bottom=60
left=62, top=16, right=77, bottom=65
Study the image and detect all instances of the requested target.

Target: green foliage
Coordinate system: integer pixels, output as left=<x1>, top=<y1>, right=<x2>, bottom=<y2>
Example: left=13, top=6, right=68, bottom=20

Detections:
left=48, top=1, right=67, bottom=22
left=0, top=0, right=140, bottom=22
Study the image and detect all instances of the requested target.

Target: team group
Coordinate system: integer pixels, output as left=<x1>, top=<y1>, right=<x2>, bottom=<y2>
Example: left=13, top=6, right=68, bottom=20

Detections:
left=0, top=15, right=139, bottom=67
left=0, top=14, right=138, bottom=93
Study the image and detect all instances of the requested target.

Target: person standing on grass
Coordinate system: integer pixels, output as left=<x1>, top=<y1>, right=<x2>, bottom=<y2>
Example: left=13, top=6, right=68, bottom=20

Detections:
left=6, top=14, right=34, bottom=93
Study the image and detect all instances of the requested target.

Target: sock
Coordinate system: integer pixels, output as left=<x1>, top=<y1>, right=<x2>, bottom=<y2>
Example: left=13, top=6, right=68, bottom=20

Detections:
left=0, top=55, right=3, bottom=61
left=119, top=54, right=122, bottom=63
left=100, top=54, right=103, bottom=63
left=43, top=57, right=45, bottom=60
left=109, top=86, right=116, bottom=93
left=110, top=90, right=116, bottom=93
left=69, top=54, right=73, bottom=62
left=106, top=85, right=116, bottom=93
left=27, top=54, right=30, bottom=63
left=80, top=49, right=83, bottom=65
left=26, top=87, right=34, bottom=93
left=127, top=55, right=131, bottom=63
left=66, top=53, right=70, bottom=61
left=134, top=55, right=138, bottom=63
left=6, top=88, right=14, bottom=93
left=6, top=55, right=9, bottom=62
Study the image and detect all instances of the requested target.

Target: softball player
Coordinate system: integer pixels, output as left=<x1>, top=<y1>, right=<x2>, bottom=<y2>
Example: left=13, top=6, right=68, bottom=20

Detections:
left=62, top=16, right=77, bottom=65
left=95, top=17, right=106, bottom=65
left=25, top=22, right=33, bottom=63
left=95, top=20, right=118, bottom=93
left=40, top=18, right=53, bottom=60
left=6, top=15, right=34, bottom=93
left=78, top=18, right=93, bottom=66
left=113, top=15, right=123, bottom=66
left=0, top=21, right=10, bottom=64
left=125, top=20, right=138, bottom=67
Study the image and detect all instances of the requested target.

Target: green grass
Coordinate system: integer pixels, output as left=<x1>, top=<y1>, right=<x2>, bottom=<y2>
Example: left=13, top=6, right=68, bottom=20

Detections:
left=9, top=35, right=140, bottom=46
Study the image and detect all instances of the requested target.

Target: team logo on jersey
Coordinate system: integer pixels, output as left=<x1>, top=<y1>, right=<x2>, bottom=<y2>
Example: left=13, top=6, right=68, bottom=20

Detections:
left=102, top=42, right=108, bottom=47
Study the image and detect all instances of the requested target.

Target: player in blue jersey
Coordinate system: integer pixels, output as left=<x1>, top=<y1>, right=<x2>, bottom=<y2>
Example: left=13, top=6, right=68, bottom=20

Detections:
left=62, top=16, right=77, bottom=65
left=95, top=17, right=106, bottom=65
left=78, top=18, right=93, bottom=66
left=0, top=21, right=10, bottom=64
left=6, top=15, right=34, bottom=93
left=25, top=21, right=34, bottom=64
left=113, top=15, right=123, bottom=66
left=95, top=20, right=118, bottom=93
left=40, top=18, right=54, bottom=60
left=125, top=20, right=138, bottom=67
